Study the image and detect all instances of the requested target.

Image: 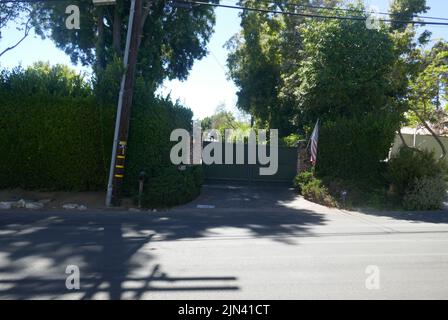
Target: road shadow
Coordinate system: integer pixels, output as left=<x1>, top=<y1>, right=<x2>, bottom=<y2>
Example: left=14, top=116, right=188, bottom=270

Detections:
left=0, top=184, right=326, bottom=299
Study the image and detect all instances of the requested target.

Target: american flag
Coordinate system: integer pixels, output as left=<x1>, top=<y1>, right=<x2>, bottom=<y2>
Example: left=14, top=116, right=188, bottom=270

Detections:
left=310, top=119, right=320, bottom=166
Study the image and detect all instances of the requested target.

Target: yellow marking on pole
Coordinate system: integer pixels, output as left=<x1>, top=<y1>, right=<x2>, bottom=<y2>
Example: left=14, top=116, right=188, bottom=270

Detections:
left=115, top=174, right=124, bottom=178
left=117, top=156, right=125, bottom=159
left=116, top=165, right=124, bottom=169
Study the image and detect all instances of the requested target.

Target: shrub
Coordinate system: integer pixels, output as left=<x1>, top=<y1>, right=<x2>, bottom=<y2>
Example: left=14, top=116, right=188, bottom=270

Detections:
left=403, top=174, right=447, bottom=211
left=141, top=166, right=203, bottom=208
left=294, top=171, right=336, bottom=207
left=282, top=133, right=302, bottom=147
left=293, top=171, right=314, bottom=191
left=387, top=147, right=446, bottom=197
left=387, top=147, right=448, bottom=210
left=301, top=178, right=336, bottom=207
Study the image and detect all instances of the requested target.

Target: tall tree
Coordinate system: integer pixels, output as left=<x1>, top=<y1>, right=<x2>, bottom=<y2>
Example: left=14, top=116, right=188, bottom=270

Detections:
left=31, top=0, right=218, bottom=91
left=226, top=0, right=340, bottom=136
left=283, top=5, right=398, bottom=127
left=227, top=0, right=432, bottom=136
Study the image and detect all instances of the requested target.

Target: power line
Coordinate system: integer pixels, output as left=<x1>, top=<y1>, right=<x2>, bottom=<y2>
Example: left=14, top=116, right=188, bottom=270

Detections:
left=223, top=0, right=448, bottom=22
left=209, top=49, right=228, bottom=74
left=2, top=0, right=448, bottom=27
left=180, top=0, right=448, bottom=27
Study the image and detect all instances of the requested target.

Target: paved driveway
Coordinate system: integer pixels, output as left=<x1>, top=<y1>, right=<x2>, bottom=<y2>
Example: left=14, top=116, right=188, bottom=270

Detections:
left=0, top=184, right=448, bottom=299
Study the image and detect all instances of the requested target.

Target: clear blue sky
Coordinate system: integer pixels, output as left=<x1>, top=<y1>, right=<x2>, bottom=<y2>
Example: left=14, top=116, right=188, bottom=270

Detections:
left=1, top=0, right=447, bottom=119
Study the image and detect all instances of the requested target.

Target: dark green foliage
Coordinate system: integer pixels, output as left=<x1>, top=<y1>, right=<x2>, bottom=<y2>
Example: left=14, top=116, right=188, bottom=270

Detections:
left=0, top=94, right=108, bottom=190
left=93, top=61, right=195, bottom=198
left=191, top=165, right=204, bottom=188
left=31, top=0, right=217, bottom=89
left=0, top=64, right=107, bottom=191
left=316, top=112, right=400, bottom=188
left=0, top=63, right=199, bottom=207
left=123, top=90, right=193, bottom=195
left=226, top=0, right=303, bottom=136
left=387, top=148, right=447, bottom=199
left=288, top=15, right=397, bottom=129
left=140, top=166, right=203, bottom=208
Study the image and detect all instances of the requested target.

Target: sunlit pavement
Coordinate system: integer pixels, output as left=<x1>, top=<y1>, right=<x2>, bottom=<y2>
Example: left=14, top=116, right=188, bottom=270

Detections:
left=0, top=184, right=448, bottom=300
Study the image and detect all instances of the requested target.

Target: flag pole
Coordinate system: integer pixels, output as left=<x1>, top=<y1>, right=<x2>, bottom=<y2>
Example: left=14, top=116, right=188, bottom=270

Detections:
left=306, top=118, right=319, bottom=151
left=309, top=119, right=320, bottom=169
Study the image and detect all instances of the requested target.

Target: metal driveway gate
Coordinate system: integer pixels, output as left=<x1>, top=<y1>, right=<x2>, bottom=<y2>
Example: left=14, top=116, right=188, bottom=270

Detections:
left=202, top=142, right=298, bottom=183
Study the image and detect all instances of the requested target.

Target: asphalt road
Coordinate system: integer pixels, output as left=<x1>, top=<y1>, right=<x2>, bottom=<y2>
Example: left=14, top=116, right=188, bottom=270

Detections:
left=0, top=184, right=448, bottom=300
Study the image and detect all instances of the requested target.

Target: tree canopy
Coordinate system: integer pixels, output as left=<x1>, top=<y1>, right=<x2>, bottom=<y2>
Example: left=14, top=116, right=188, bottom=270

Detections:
left=406, top=41, right=448, bottom=132
left=31, top=0, right=218, bottom=91
left=281, top=7, right=397, bottom=128
left=226, top=0, right=433, bottom=136
left=226, top=0, right=340, bottom=136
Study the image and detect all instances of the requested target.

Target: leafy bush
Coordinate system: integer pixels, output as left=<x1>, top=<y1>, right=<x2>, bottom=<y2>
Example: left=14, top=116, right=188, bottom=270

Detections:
left=294, top=171, right=336, bottom=207
left=316, top=112, right=400, bottom=189
left=301, top=178, right=336, bottom=207
left=402, top=174, right=447, bottom=211
left=281, top=133, right=302, bottom=147
left=387, top=147, right=446, bottom=197
left=141, top=166, right=203, bottom=208
left=293, top=171, right=314, bottom=191
left=387, top=147, right=447, bottom=210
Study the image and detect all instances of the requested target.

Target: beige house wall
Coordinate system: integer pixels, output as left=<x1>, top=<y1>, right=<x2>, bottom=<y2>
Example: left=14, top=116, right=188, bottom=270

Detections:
left=391, top=133, right=448, bottom=160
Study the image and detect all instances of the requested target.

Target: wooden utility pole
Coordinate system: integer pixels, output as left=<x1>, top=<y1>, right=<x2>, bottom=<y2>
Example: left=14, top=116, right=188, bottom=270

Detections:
left=106, top=0, right=143, bottom=206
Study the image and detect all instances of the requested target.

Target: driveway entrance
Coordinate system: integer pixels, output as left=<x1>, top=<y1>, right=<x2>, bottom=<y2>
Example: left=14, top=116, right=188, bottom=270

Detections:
left=202, top=142, right=298, bottom=183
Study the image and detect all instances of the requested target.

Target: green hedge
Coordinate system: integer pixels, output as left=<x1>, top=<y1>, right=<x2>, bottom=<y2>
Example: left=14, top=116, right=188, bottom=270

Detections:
left=316, top=112, right=400, bottom=188
left=0, top=63, right=198, bottom=206
left=0, top=64, right=109, bottom=190
left=123, top=93, right=193, bottom=195
left=0, top=93, right=108, bottom=190
left=140, top=166, right=203, bottom=208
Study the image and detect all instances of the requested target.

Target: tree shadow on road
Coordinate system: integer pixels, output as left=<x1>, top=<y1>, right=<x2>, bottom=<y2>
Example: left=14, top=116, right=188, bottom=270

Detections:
left=0, top=184, right=326, bottom=299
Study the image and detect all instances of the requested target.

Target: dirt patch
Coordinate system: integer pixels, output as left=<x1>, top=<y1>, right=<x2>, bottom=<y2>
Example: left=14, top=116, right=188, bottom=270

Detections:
left=0, top=188, right=135, bottom=210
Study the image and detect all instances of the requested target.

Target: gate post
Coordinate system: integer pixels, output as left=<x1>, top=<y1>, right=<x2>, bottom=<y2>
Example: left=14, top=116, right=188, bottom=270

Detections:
left=296, top=140, right=311, bottom=174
